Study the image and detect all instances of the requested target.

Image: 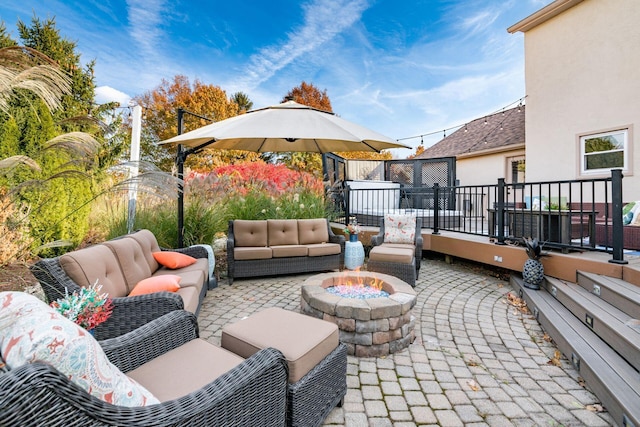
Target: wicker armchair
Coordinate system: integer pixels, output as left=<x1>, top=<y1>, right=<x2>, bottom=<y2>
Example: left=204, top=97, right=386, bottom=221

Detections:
left=29, top=235, right=211, bottom=341
left=368, top=216, right=423, bottom=286
left=0, top=310, right=289, bottom=427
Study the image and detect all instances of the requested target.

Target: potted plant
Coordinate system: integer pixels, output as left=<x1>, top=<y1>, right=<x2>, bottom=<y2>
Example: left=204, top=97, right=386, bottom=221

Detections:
left=344, top=217, right=360, bottom=242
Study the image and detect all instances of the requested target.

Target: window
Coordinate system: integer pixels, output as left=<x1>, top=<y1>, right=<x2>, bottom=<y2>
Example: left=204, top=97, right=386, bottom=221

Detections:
left=580, top=129, right=628, bottom=174
left=507, top=156, right=525, bottom=184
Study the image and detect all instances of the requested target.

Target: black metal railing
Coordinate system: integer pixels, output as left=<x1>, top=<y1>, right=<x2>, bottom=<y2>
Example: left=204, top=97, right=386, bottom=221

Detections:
left=328, top=170, right=627, bottom=264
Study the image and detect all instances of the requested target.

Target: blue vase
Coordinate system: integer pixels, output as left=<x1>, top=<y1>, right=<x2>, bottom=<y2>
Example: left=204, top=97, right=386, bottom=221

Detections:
left=349, top=233, right=358, bottom=242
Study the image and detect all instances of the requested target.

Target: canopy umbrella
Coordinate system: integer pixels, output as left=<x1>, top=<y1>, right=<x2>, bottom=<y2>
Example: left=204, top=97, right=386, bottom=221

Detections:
left=159, top=100, right=410, bottom=246
left=159, top=100, right=409, bottom=153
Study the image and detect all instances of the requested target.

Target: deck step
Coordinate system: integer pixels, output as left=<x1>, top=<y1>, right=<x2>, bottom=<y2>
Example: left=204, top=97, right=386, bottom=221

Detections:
left=511, top=275, right=640, bottom=427
left=577, top=271, right=640, bottom=318
left=543, top=276, right=640, bottom=372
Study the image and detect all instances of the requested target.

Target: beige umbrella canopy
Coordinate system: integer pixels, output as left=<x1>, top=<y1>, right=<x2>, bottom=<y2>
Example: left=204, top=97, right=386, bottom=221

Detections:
left=159, top=100, right=409, bottom=153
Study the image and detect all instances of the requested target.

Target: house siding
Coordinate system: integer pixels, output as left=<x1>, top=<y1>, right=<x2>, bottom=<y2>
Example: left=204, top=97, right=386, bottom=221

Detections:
left=521, top=0, right=640, bottom=199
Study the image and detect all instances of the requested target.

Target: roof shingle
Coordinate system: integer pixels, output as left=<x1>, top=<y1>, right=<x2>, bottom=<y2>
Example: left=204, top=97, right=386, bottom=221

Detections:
left=417, top=105, right=525, bottom=159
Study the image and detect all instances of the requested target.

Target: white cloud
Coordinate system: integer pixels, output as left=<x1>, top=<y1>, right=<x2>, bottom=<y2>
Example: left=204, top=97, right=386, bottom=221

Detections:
left=95, top=86, right=132, bottom=107
left=234, top=0, right=370, bottom=90
left=125, top=0, right=167, bottom=62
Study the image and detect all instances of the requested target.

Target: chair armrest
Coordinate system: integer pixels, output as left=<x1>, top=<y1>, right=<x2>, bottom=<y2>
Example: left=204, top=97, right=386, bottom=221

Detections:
left=328, top=221, right=346, bottom=252
left=415, top=235, right=423, bottom=261
left=165, top=245, right=209, bottom=259
left=29, top=258, right=83, bottom=302
left=0, top=348, right=288, bottom=426
left=370, top=234, right=384, bottom=246
left=92, top=292, right=184, bottom=341
left=371, top=216, right=385, bottom=247
left=415, top=218, right=423, bottom=262
left=101, top=310, right=199, bottom=372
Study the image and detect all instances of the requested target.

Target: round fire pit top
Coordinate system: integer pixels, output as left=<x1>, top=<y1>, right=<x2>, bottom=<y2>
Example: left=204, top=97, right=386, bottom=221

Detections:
left=301, top=271, right=417, bottom=321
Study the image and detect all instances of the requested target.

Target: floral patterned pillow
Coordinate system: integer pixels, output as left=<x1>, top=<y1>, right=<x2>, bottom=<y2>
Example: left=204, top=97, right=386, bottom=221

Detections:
left=383, top=214, right=416, bottom=244
left=0, top=291, right=159, bottom=407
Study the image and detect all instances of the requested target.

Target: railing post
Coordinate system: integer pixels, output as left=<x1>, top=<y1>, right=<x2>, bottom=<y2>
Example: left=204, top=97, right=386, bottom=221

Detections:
left=432, top=183, right=440, bottom=235
left=609, top=169, right=628, bottom=264
left=344, top=186, right=351, bottom=226
left=496, top=178, right=506, bottom=245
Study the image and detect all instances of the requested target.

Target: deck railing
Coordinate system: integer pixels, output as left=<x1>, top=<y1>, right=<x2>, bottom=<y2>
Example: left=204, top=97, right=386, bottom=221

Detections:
left=329, top=170, right=627, bottom=264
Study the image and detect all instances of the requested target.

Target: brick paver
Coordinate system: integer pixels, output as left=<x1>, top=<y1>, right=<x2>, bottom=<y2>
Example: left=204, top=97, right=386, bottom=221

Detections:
left=198, top=258, right=614, bottom=426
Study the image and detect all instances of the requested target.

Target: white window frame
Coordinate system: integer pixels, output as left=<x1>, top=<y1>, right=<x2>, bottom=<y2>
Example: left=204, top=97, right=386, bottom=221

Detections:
left=578, top=128, right=630, bottom=176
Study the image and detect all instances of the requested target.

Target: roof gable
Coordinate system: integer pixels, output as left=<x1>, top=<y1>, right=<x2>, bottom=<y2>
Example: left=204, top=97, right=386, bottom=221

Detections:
left=417, top=105, right=525, bottom=159
left=508, top=0, right=584, bottom=33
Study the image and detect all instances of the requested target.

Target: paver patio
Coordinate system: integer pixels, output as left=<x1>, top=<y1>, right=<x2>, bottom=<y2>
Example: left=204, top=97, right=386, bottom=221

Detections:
left=198, top=257, right=614, bottom=426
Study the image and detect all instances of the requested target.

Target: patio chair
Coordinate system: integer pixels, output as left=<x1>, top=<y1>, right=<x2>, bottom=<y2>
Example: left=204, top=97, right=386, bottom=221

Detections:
left=0, top=294, right=289, bottom=427
left=367, top=214, right=423, bottom=286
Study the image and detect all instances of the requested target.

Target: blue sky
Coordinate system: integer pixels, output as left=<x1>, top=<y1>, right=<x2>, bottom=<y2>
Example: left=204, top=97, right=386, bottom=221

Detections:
left=0, top=0, right=551, bottom=157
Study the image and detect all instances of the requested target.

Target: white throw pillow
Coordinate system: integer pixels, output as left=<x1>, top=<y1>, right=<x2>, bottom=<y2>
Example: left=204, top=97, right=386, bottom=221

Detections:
left=383, top=214, right=416, bottom=244
left=0, top=291, right=160, bottom=407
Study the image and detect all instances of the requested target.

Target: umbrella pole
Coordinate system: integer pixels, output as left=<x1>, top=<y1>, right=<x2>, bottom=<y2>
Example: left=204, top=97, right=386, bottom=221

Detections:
left=177, top=108, right=185, bottom=248
left=175, top=108, right=216, bottom=248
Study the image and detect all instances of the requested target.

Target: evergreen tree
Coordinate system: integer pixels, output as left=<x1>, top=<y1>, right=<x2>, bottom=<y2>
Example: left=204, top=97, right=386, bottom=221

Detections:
left=231, top=91, right=253, bottom=113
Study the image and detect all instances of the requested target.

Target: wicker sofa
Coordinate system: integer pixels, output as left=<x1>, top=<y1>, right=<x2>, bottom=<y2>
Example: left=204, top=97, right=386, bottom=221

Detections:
left=594, top=222, right=640, bottom=250
left=0, top=301, right=289, bottom=427
left=29, top=229, right=213, bottom=340
left=227, top=218, right=344, bottom=284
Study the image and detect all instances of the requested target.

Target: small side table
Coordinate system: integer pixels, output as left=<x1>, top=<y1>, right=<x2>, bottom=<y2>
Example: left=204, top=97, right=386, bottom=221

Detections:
left=344, top=240, right=365, bottom=270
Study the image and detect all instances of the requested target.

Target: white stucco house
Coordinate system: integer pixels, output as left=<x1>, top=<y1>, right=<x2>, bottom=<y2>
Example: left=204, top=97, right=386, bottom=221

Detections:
left=508, top=0, right=640, bottom=200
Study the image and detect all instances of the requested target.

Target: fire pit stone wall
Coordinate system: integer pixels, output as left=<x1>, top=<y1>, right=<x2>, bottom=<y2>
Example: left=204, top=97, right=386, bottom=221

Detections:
left=300, top=272, right=417, bottom=357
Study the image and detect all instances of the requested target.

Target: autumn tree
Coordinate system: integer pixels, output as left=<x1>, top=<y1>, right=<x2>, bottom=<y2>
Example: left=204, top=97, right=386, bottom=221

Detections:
left=277, top=82, right=336, bottom=175
left=282, top=81, right=332, bottom=112
left=407, top=144, right=425, bottom=159
left=134, top=75, right=261, bottom=171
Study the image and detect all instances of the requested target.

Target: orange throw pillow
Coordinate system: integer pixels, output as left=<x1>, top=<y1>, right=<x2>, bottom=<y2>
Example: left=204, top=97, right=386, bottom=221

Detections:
left=129, top=275, right=181, bottom=296
left=153, top=251, right=197, bottom=269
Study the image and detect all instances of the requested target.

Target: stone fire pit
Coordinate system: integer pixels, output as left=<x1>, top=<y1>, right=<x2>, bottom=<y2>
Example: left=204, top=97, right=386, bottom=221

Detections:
left=300, top=271, right=417, bottom=357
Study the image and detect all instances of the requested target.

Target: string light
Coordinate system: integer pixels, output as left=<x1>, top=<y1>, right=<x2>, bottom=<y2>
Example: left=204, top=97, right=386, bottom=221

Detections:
left=397, top=96, right=526, bottom=143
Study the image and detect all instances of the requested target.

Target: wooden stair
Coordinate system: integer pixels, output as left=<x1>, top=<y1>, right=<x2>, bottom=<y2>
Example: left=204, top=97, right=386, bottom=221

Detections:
left=511, top=271, right=640, bottom=427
